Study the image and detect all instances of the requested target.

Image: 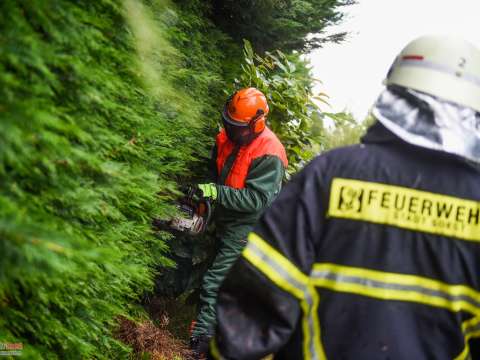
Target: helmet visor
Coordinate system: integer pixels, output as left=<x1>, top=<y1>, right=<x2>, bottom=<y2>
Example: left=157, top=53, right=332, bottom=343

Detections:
left=222, top=117, right=255, bottom=146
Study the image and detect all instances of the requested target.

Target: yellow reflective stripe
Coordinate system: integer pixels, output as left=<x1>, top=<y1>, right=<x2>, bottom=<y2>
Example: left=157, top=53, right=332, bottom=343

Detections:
left=243, top=246, right=306, bottom=300
left=455, top=317, right=480, bottom=360
left=299, top=299, right=313, bottom=360
left=313, top=277, right=479, bottom=313
left=462, top=316, right=480, bottom=333
left=327, top=178, right=480, bottom=242
left=311, top=263, right=480, bottom=316
left=210, top=337, right=223, bottom=360
left=302, top=289, right=325, bottom=360
left=247, top=233, right=309, bottom=286
left=313, top=263, right=480, bottom=304
left=243, top=233, right=326, bottom=360
left=310, top=285, right=325, bottom=359
left=454, top=345, right=469, bottom=360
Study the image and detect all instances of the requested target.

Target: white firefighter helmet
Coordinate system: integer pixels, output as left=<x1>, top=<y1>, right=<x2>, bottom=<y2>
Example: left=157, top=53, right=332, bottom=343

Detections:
left=385, top=35, right=480, bottom=112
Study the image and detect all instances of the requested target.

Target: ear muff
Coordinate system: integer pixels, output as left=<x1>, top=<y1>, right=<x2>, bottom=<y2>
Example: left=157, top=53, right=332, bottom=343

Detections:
left=251, top=116, right=265, bottom=133
left=250, top=109, right=266, bottom=134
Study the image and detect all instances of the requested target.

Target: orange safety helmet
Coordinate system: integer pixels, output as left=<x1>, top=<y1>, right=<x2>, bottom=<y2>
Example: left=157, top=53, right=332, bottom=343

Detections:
left=222, top=88, right=269, bottom=145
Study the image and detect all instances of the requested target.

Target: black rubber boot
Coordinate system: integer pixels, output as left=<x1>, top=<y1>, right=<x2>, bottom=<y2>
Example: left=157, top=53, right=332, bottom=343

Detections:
left=189, top=334, right=211, bottom=360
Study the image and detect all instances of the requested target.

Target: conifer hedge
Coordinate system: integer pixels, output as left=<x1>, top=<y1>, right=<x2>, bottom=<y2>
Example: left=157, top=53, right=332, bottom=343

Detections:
left=0, top=0, right=226, bottom=358
left=0, top=0, right=347, bottom=357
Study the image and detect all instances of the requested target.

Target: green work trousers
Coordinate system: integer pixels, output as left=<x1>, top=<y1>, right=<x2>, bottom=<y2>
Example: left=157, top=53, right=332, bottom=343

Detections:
left=191, top=227, right=249, bottom=338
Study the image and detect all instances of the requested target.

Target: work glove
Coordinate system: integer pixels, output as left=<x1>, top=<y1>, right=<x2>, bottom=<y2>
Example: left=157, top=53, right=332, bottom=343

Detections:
left=197, top=183, right=218, bottom=201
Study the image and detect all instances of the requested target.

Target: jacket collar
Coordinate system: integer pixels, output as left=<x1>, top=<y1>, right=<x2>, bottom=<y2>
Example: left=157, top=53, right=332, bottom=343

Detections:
left=362, top=120, right=480, bottom=172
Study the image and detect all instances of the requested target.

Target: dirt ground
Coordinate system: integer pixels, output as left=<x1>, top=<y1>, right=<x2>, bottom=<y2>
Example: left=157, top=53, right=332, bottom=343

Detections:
left=117, top=294, right=197, bottom=360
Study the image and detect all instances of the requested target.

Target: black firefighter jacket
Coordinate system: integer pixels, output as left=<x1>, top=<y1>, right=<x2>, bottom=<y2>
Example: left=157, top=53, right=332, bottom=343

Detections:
left=209, top=122, right=480, bottom=360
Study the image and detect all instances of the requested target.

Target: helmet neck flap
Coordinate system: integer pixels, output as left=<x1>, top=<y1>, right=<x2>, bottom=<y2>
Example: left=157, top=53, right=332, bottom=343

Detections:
left=372, top=85, right=480, bottom=163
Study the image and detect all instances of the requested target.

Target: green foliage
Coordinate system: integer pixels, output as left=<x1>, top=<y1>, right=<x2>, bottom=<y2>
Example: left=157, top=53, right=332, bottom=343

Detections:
left=0, top=0, right=227, bottom=358
left=209, top=0, right=355, bottom=52
left=0, top=0, right=352, bottom=357
left=311, top=112, right=372, bottom=152
left=235, top=40, right=328, bottom=173
left=151, top=0, right=235, bottom=297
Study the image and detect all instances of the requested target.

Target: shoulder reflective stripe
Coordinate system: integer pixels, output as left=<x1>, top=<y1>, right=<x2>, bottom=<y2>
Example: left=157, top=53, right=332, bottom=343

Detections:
left=243, top=243, right=306, bottom=299
left=456, top=317, right=480, bottom=360
left=327, top=178, right=480, bottom=242
left=247, top=233, right=309, bottom=286
left=210, top=337, right=224, bottom=360
left=399, top=59, right=480, bottom=88
left=311, top=263, right=480, bottom=316
left=243, top=233, right=326, bottom=360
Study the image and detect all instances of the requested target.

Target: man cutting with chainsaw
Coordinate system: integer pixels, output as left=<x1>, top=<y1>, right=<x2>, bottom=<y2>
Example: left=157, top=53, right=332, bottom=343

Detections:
left=190, top=88, right=288, bottom=357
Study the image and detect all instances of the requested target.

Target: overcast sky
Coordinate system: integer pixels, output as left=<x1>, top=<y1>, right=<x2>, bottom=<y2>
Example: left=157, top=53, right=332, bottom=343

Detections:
left=308, top=0, right=480, bottom=120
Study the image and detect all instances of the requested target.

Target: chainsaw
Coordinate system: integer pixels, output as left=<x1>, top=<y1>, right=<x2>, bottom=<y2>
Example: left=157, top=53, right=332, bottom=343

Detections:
left=152, top=186, right=212, bottom=236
